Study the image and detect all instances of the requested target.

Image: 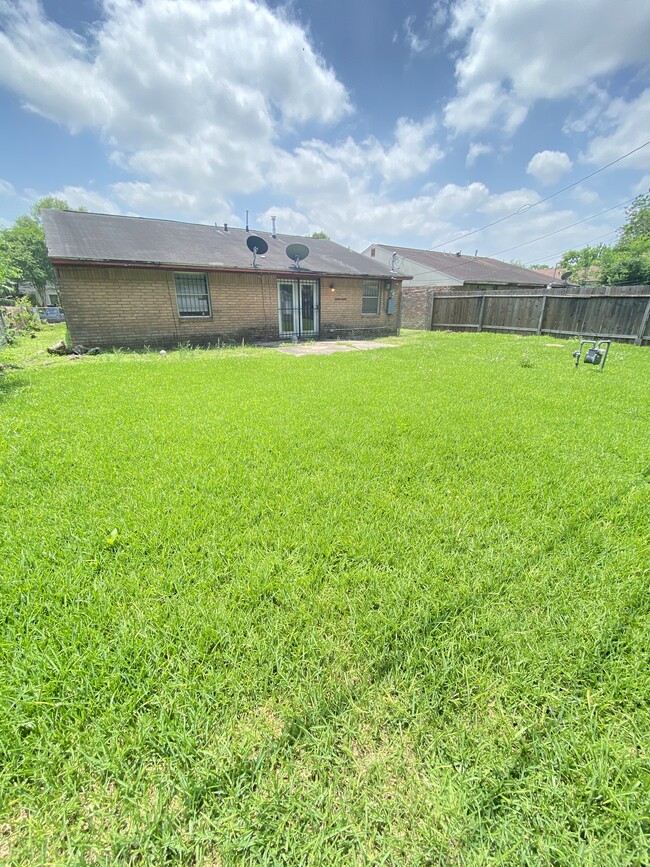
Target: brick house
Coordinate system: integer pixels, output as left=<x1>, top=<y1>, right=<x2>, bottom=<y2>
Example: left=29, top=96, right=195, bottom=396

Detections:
left=362, top=243, right=547, bottom=329
left=43, top=210, right=403, bottom=348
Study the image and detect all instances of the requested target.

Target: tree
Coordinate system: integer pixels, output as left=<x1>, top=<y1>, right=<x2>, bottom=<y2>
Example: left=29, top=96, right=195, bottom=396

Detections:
left=310, top=231, right=330, bottom=239
left=559, top=193, right=650, bottom=285
left=0, top=197, right=83, bottom=300
left=618, top=193, right=650, bottom=246
left=0, top=216, right=53, bottom=296
left=0, top=247, right=20, bottom=291
left=30, top=196, right=75, bottom=223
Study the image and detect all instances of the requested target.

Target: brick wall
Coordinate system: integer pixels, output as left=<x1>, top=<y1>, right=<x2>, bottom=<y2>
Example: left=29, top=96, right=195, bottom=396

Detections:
left=56, top=265, right=401, bottom=347
left=401, top=287, right=434, bottom=329
left=320, top=278, right=400, bottom=339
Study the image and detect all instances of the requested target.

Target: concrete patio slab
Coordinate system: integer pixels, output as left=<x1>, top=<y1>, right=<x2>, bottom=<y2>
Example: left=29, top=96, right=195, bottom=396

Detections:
left=277, top=340, right=398, bottom=357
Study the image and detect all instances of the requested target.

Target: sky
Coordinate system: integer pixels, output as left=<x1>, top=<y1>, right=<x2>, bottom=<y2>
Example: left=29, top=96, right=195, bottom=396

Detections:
left=1, top=0, right=649, bottom=269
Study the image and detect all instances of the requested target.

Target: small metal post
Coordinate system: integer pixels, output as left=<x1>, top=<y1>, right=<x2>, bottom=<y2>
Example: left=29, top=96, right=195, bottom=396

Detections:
left=536, top=295, right=548, bottom=336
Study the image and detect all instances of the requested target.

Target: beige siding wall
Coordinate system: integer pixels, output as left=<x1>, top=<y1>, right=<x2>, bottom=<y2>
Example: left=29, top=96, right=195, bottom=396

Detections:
left=57, top=266, right=401, bottom=347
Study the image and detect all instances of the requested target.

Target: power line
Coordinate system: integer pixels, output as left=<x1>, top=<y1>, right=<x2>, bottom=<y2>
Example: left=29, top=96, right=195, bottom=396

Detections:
left=487, top=196, right=635, bottom=258
left=428, top=139, right=650, bottom=251
left=522, top=230, right=619, bottom=267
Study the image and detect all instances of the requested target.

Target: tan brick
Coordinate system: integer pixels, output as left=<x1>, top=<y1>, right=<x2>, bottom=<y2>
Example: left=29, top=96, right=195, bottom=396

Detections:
left=57, top=267, right=402, bottom=348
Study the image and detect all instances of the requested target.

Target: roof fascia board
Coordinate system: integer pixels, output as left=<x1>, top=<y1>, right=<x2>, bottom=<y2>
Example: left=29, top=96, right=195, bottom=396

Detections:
left=50, top=258, right=404, bottom=281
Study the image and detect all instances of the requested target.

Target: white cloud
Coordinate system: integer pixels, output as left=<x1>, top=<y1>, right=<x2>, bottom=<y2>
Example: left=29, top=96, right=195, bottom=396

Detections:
left=526, top=151, right=573, bottom=186
left=0, top=178, right=16, bottom=198
left=52, top=186, right=122, bottom=214
left=403, top=14, right=429, bottom=54
left=0, top=0, right=352, bottom=216
left=581, top=89, right=650, bottom=172
left=635, top=175, right=650, bottom=196
left=443, top=0, right=650, bottom=134
left=255, top=207, right=312, bottom=237
left=466, top=142, right=492, bottom=166
left=268, top=116, right=443, bottom=208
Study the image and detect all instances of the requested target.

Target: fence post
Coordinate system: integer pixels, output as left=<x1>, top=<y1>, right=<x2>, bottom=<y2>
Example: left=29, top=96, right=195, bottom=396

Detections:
left=636, top=297, right=650, bottom=345
left=536, top=295, right=548, bottom=336
left=429, top=291, right=435, bottom=332
left=477, top=295, right=486, bottom=332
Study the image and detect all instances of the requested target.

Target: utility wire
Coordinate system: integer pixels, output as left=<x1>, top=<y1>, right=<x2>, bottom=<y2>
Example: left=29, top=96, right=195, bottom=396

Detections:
left=487, top=196, right=635, bottom=258
left=522, top=230, right=619, bottom=267
left=428, top=139, right=650, bottom=251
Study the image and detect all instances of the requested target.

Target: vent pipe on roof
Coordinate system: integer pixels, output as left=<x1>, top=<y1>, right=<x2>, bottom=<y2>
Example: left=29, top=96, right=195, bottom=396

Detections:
left=245, top=210, right=249, bottom=232
left=474, top=249, right=478, bottom=257
left=271, top=215, right=277, bottom=238
left=224, top=223, right=228, bottom=232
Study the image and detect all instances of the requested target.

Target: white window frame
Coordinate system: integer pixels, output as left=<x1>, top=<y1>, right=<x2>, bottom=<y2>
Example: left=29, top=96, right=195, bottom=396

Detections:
left=362, top=280, right=381, bottom=315
left=174, top=272, right=211, bottom=318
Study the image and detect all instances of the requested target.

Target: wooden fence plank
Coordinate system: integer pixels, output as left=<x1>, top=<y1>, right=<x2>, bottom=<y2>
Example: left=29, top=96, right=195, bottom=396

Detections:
left=426, top=292, right=650, bottom=344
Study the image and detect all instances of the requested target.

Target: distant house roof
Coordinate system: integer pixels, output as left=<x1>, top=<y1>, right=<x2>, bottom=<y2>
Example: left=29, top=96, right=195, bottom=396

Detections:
left=369, top=244, right=548, bottom=286
left=43, top=210, right=398, bottom=280
left=531, top=267, right=563, bottom=282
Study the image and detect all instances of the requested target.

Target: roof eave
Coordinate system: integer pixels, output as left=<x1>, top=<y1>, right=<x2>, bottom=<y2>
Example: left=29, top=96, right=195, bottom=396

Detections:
left=49, top=257, right=403, bottom=281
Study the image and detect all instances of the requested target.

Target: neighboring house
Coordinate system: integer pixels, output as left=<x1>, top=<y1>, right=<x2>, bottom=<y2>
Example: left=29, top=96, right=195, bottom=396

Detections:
left=362, top=244, right=548, bottom=329
left=43, top=210, right=403, bottom=348
left=15, top=281, right=61, bottom=307
left=363, top=244, right=549, bottom=290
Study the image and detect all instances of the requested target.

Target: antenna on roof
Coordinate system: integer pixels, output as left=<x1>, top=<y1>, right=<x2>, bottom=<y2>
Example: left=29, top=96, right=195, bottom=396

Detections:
left=245, top=209, right=249, bottom=232
left=246, top=234, right=268, bottom=268
left=271, top=215, right=277, bottom=238
left=389, top=252, right=398, bottom=272
left=286, top=243, right=309, bottom=270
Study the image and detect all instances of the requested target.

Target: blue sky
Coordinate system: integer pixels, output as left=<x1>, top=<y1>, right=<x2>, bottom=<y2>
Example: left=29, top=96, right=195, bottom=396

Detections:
left=1, top=0, right=649, bottom=268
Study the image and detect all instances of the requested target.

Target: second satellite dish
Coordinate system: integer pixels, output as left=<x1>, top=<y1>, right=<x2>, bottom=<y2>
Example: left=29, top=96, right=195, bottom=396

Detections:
left=247, top=235, right=268, bottom=267
left=286, top=243, right=309, bottom=269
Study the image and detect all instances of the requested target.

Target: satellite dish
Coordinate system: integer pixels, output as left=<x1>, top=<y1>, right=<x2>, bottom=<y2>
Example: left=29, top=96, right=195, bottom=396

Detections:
left=247, top=235, right=268, bottom=255
left=561, top=272, right=571, bottom=282
left=246, top=234, right=268, bottom=267
left=286, top=243, right=309, bottom=269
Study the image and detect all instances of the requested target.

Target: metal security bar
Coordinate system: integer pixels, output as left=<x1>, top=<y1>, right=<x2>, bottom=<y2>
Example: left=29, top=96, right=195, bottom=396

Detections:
left=174, top=272, right=211, bottom=317
left=278, top=279, right=320, bottom=338
left=362, top=280, right=381, bottom=315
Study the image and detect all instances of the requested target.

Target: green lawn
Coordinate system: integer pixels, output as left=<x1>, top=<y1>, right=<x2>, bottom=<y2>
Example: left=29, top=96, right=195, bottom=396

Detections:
left=1, top=329, right=649, bottom=865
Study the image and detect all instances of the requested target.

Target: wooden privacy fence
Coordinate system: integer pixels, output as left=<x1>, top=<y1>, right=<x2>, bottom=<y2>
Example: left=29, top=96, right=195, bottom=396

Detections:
left=429, top=293, right=650, bottom=345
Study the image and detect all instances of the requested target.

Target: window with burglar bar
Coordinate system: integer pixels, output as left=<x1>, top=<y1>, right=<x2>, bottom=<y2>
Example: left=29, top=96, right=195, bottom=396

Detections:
left=362, top=280, right=381, bottom=315
left=174, top=272, right=211, bottom=317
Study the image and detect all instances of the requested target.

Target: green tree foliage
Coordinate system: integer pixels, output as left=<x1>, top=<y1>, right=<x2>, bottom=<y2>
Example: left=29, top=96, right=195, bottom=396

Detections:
left=310, top=230, right=330, bottom=239
left=0, top=247, right=20, bottom=289
left=559, top=193, right=650, bottom=285
left=0, top=197, right=84, bottom=295
left=618, top=193, right=650, bottom=246
left=0, top=216, right=53, bottom=293
left=30, top=196, right=74, bottom=223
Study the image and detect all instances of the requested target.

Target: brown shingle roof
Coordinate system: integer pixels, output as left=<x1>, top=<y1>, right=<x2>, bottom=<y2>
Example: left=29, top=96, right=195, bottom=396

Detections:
left=43, top=210, right=397, bottom=279
left=372, top=244, right=548, bottom=286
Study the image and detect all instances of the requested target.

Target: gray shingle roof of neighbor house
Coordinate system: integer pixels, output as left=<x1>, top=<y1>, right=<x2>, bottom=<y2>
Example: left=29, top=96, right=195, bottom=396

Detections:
left=42, top=210, right=399, bottom=279
left=369, top=243, right=548, bottom=286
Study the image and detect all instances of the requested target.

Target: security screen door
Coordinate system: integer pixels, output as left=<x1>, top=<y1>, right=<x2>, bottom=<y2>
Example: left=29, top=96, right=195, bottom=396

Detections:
left=278, top=279, right=320, bottom=339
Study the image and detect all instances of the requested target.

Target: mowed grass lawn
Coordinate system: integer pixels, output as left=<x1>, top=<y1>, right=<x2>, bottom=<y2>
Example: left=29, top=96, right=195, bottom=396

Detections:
left=1, top=328, right=649, bottom=865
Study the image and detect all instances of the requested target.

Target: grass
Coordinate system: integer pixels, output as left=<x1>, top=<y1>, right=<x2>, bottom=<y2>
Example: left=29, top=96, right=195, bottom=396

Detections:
left=1, top=329, right=649, bottom=865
